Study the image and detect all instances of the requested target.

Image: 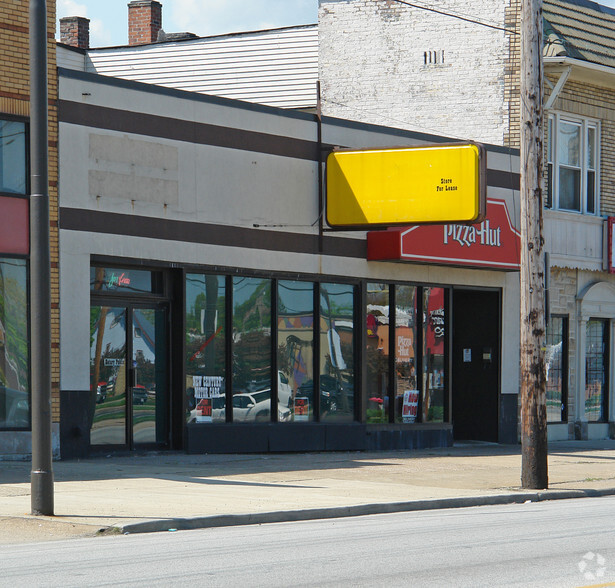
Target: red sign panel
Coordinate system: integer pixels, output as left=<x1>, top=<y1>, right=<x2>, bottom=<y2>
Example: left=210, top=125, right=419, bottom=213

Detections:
left=367, top=199, right=520, bottom=271
left=0, top=196, right=29, bottom=255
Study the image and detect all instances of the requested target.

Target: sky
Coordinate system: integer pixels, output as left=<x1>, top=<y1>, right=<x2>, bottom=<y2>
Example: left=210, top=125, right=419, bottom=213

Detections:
left=56, top=0, right=318, bottom=47
left=57, top=0, right=615, bottom=48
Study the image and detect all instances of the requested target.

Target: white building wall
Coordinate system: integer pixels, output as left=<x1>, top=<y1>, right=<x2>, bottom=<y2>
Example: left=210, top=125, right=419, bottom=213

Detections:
left=59, top=73, right=519, bottom=408
left=319, top=0, right=510, bottom=145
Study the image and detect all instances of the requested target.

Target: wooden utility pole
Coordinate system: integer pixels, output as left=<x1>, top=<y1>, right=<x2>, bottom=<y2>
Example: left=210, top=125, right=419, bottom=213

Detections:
left=520, top=0, right=548, bottom=488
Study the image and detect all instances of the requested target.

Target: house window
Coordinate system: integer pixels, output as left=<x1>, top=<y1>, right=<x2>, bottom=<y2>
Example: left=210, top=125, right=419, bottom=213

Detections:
left=545, top=315, right=568, bottom=423
left=546, top=114, right=598, bottom=214
left=0, top=120, right=26, bottom=195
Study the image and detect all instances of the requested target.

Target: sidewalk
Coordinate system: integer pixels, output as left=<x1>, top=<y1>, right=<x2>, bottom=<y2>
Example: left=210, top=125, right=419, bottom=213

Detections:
left=1, top=440, right=615, bottom=544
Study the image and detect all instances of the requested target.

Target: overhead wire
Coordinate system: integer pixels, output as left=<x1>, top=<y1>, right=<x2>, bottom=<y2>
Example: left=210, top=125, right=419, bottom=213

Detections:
left=384, top=0, right=520, bottom=35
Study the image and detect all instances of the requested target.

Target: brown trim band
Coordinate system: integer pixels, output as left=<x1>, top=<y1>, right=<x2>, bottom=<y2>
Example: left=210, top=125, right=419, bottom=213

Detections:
left=59, top=100, right=320, bottom=161
left=486, top=168, right=520, bottom=191
left=60, top=208, right=367, bottom=259
left=0, top=90, right=29, bottom=102
left=0, top=22, right=28, bottom=34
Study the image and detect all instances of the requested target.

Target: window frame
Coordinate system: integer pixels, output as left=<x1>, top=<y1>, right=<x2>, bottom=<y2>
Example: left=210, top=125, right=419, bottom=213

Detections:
left=546, top=112, right=600, bottom=215
left=545, top=315, right=568, bottom=423
left=0, top=116, right=28, bottom=198
left=585, top=317, right=609, bottom=423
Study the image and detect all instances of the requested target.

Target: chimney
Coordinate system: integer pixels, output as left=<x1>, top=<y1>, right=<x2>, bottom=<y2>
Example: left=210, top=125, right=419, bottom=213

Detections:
left=128, top=1, right=162, bottom=46
left=59, top=16, right=90, bottom=49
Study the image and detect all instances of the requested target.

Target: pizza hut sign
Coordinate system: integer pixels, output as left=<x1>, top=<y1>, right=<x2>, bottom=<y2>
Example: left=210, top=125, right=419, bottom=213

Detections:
left=367, top=199, right=520, bottom=271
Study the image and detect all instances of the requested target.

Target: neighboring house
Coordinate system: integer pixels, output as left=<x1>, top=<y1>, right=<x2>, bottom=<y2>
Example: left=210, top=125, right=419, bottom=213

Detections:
left=320, top=0, right=615, bottom=441
left=0, top=1, right=60, bottom=459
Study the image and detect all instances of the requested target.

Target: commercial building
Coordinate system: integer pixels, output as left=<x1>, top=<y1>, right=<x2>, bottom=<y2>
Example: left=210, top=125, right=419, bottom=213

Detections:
left=55, top=60, right=520, bottom=456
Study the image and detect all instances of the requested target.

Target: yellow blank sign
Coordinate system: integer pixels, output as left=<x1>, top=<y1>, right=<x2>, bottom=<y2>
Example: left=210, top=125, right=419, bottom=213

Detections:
left=326, top=143, right=485, bottom=228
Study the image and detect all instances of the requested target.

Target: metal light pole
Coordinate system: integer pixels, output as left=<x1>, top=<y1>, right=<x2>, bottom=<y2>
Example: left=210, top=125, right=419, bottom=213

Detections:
left=520, top=0, right=548, bottom=489
left=30, top=0, right=54, bottom=515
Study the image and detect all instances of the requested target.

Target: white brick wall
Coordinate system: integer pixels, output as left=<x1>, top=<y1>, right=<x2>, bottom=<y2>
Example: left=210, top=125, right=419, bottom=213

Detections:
left=319, top=0, right=511, bottom=145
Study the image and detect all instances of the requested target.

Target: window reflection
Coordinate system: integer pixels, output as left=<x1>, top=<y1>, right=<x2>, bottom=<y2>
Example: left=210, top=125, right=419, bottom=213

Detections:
left=395, top=286, right=418, bottom=423
left=278, top=281, right=314, bottom=422
left=585, top=319, right=607, bottom=422
left=422, top=287, right=445, bottom=422
left=0, top=258, right=29, bottom=429
left=0, top=121, right=26, bottom=195
left=185, top=274, right=226, bottom=424
left=233, top=277, right=272, bottom=422
left=89, top=306, right=127, bottom=445
left=546, top=316, right=566, bottom=423
left=320, top=283, right=354, bottom=422
left=366, top=283, right=389, bottom=423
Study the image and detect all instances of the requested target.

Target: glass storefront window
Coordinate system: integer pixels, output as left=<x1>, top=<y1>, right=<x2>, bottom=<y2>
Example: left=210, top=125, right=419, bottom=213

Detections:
left=0, top=258, right=29, bottom=429
left=90, top=267, right=162, bottom=295
left=585, top=319, right=608, bottom=422
left=278, top=280, right=314, bottom=422
left=185, top=274, right=226, bottom=424
left=233, top=277, right=272, bottom=422
left=395, top=285, right=418, bottom=424
left=0, top=120, right=26, bottom=195
left=366, top=283, right=389, bottom=423
left=546, top=316, right=567, bottom=423
left=90, top=306, right=127, bottom=445
left=422, top=287, right=445, bottom=422
left=320, top=283, right=355, bottom=422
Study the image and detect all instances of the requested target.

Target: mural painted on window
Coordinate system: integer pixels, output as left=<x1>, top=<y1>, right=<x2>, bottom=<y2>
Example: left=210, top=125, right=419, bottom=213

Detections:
left=0, top=258, right=29, bottom=429
left=185, top=274, right=226, bottom=424
left=278, top=281, right=314, bottom=422
left=320, top=283, right=355, bottom=422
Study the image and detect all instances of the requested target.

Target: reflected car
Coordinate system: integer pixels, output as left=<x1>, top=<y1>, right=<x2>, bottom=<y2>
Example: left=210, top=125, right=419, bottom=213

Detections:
left=232, top=390, right=291, bottom=422
left=296, top=375, right=353, bottom=413
left=132, top=385, right=148, bottom=405
left=95, top=381, right=107, bottom=404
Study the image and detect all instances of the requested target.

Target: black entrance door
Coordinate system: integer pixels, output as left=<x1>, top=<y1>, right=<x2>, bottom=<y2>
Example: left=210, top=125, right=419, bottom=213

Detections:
left=452, top=289, right=500, bottom=442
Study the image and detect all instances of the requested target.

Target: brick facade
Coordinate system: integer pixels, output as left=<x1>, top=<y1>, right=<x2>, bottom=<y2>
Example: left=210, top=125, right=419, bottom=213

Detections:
left=59, top=16, right=89, bottom=49
left=0, top=1, right=60, bottom=425
left=128, top=0, right=162, bottom=46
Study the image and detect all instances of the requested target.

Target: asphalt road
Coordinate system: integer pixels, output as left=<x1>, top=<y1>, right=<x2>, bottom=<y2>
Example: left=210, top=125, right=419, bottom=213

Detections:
left=1, top=497, right=615, bottom=587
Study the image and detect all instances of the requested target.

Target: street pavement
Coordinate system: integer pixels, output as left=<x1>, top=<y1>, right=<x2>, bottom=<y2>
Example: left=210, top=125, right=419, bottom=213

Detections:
left=1, top=440, right=615, bottom=544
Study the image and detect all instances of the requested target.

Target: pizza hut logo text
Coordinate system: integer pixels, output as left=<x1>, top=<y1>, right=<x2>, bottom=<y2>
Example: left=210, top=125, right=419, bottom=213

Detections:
left=443, top=220, right=502, bottom=248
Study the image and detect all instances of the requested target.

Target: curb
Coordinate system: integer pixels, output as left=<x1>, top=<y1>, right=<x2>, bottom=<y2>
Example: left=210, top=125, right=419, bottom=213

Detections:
left=116, top=487, right=615, bottom=535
